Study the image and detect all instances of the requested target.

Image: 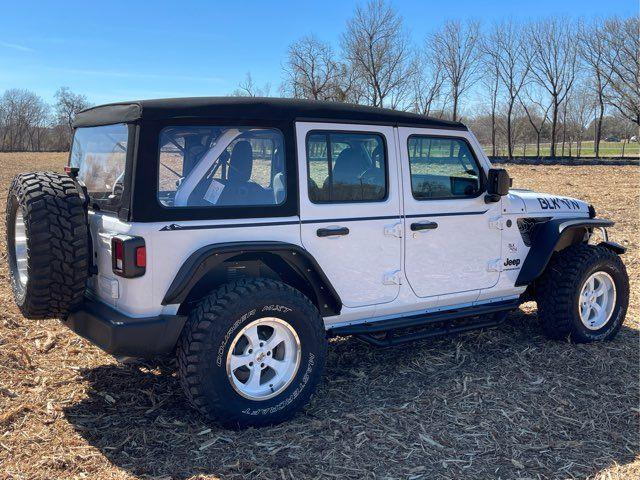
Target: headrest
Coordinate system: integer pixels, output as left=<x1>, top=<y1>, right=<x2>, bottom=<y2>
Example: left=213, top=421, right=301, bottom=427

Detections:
left=228, top=140, right=253, bottom=182
left=332, top=147, right=368, bottom=182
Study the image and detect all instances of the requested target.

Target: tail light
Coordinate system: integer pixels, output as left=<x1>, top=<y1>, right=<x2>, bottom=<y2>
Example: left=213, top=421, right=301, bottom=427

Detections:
left=111, top=235, right=146, bottom=278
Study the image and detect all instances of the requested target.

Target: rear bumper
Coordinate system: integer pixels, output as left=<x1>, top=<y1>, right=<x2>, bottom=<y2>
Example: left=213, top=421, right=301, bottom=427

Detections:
left=64, top=299, right=187, bottom=358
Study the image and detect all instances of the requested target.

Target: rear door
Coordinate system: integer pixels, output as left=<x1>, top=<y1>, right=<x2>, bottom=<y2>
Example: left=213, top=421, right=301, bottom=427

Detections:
left=296, top=122, right=402, bottom=308
left=398, top=128, right=502, bottom=303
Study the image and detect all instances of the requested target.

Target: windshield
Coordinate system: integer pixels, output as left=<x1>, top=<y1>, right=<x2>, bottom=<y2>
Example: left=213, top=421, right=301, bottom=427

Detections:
left=70, top=124, right=128, bottom=212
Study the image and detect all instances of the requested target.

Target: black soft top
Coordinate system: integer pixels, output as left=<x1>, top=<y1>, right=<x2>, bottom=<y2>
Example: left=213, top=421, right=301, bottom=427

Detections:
left=73, top=97, right=467, bottom=130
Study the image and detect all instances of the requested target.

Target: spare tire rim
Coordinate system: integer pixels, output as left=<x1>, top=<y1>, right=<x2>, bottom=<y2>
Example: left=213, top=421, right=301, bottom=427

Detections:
left=13, top=209, right=28, bottom=287
left=226, top=317, right=301, bottom=401
left=579, top=271, right=616, bottom=330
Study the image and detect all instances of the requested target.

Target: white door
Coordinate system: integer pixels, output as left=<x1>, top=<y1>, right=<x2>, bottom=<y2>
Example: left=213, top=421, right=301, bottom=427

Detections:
left=296, top=122, right=402, bottom=308
left=398, top=128, right=501, bottom=300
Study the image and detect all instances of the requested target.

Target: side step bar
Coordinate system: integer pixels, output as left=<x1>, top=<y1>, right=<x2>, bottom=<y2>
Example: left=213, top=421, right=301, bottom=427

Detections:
left=328, top=300, right=520, bottom=347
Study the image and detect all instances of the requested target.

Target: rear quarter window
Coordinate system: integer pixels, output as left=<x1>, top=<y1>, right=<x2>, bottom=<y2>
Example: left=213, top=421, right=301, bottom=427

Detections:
left=157, top=126, right=286, bottom=208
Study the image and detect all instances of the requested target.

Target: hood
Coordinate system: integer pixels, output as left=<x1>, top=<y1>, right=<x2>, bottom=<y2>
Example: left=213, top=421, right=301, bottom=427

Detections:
left=508, top=189, right=590, bottom=215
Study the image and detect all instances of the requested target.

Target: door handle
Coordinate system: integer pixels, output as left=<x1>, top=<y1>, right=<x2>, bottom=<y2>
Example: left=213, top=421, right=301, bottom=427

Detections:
left=410, top=221, right=438, bottom=231
left=317, top=226, right=350, bottom=237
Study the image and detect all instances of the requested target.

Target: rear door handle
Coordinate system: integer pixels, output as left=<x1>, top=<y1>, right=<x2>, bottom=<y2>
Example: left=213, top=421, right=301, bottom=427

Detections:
left=317, top=226, right=350, bottom=237
left=410, top=221, right=438, bottom=231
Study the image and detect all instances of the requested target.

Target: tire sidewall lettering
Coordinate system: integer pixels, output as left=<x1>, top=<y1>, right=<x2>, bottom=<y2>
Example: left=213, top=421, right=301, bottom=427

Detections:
left=242, top=352, right=315, bottom=416
left=262, top=304, right=292, bottom=314
left=212, top=301, right=320, bottom=418
left=216, top=308, right=256, bottom=367
left=215, top=304, right=296, bottom=367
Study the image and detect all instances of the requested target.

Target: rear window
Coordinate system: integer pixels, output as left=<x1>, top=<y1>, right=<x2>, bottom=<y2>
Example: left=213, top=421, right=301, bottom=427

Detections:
left=306, top=131, right=387, bottom=203
left=70, top=124, right=129, bottom=211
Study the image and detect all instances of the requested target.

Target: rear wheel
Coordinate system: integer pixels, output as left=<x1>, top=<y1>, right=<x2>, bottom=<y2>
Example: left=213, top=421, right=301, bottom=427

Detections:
left=536, top=244, right=629, bottom=342
left=176, top=278, right=327, bottom=428
left=6, top=171, right=89, bottom=319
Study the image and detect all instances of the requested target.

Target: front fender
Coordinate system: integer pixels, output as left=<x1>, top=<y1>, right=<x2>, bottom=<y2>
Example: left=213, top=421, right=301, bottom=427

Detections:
left=515, top=218, right=615, bottom=287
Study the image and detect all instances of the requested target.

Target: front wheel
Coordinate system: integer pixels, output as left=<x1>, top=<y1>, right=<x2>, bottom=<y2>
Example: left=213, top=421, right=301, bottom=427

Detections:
left=536, top=244, right=629, bottom=342
left=176, top=278, right=327, bottom=428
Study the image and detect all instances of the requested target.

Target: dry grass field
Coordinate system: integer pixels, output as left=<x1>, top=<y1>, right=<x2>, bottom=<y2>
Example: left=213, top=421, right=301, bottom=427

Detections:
left=0, top=152, right=638, bottom=480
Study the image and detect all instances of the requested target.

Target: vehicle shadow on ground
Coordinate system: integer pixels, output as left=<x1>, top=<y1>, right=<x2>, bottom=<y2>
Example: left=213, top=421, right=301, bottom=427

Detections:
left=63, top=308, right=639, bottom=479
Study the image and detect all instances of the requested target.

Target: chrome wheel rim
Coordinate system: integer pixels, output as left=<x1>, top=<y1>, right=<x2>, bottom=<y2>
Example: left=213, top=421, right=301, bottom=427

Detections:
left=579, top=271, right=616, bottom=330
left=226, top=317, right=301, bottom=401
left=13, top=209, right=28, bottom=287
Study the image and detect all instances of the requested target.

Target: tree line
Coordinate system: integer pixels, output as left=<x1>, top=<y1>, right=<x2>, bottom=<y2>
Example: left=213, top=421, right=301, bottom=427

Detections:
left=0, top=87, right=90, bottom=152
left=271, top=1, right=639, bottom=158
left=1, top=0, right=637, bottom=158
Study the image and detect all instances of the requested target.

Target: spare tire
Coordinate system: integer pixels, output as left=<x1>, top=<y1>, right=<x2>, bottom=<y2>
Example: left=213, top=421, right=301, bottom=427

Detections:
left=6, top=171, right=90, bottom=319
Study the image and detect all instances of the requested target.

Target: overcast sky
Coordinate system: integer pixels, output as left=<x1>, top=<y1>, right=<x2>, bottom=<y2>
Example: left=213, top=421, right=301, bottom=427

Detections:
left=0, top=0, right=636, bottom=105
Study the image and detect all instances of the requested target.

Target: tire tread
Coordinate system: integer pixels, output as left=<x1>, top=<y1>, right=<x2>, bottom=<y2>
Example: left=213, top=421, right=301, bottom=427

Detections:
left=176, top=278, right=326, bottom=427
left=536, top=243, right=629, bottom=342
left=6, top=171, right=89, bottom=318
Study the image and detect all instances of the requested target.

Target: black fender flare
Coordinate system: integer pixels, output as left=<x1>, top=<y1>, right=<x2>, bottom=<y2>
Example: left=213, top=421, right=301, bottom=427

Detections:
left=162, top=241, right=342, bottom=316
left=515, top=218, right=615, bottom=287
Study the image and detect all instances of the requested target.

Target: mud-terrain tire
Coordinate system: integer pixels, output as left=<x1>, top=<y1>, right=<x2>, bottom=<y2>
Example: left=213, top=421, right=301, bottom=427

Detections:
left=536, top=244, right=629, bottom=342
left=6, top=171, right=89, bottom=319
left=177, top=278, right=327, bottom=428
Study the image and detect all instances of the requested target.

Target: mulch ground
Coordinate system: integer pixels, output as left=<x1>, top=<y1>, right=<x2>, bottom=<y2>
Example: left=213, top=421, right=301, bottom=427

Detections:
left=0, top=153, right=638, bottom=479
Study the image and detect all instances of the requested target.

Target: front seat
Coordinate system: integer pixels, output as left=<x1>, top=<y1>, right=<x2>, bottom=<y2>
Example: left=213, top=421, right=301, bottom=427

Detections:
left=217, top=141, right=268, bottom=205
left=272, top=147, right=286, bottom=204
left=323, top=147, right=369, bottom=201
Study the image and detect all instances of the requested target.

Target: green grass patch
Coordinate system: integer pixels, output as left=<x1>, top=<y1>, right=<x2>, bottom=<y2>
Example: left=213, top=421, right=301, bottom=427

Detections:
left=483, top=141, right=639, bottom=158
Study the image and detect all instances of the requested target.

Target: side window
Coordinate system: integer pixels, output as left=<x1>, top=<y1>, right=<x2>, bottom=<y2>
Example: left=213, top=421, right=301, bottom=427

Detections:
left=157, top=127, right=286, bottom=208
left=407, top=136, right=482, bottom=200
left=306, top=131, right=387, bottom=203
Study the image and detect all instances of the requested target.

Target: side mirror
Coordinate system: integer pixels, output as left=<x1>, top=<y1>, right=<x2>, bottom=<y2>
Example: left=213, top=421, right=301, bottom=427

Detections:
left=487, top=168, right=512, bottom=196
left=485, top=168, right=512, bottom=203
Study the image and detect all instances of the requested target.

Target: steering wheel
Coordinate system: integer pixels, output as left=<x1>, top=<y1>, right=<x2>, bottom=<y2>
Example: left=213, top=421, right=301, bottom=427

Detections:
left=358, top=167, right=383, bottom=185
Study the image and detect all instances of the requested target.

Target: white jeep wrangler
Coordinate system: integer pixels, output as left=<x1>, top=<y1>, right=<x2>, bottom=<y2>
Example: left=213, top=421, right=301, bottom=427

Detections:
left=6, top=98, right=629, bottom=427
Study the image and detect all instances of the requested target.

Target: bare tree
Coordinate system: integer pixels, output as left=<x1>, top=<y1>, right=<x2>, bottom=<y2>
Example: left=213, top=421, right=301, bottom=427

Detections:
left=430, top=20, right=482, bottom=121
left=618, top=117, right=636, bottom=157
left=600, top=17, right=640, bottom=126
left=484, top=20, right=531, bottom=159
left=480, top=42, right=501, bottom=157
left=410, top=48, right=444, bottom=116
left=283, top=36, right=344, bottom=101
left=341, top=0, right=414, bottom=108
left=526, top=19, right=580, bottom=157
left=560, top=94, right=570, bottom=156
left=519, top=87, right=552, bottom=157
left=54, top=87, right=91, bottom=150
left=578, top=19, right=614, bottom=157
left=567, top=86, right=596, bottom=157
left=334, top=62, right=365, bottom=104
left=0, top=89, right=50, bottom=151
left=232, top=72, right=271, bottom=98
left=511, top=104, right=532, bottom=156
